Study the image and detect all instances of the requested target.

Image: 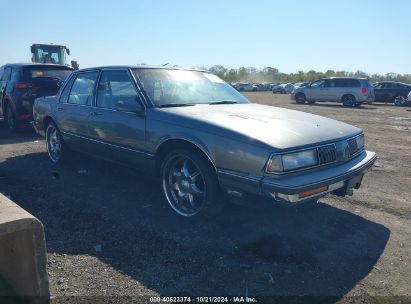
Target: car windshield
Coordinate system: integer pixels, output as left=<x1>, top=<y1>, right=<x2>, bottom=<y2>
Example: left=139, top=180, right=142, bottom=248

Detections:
left=132, top=68, right=249, bottom=106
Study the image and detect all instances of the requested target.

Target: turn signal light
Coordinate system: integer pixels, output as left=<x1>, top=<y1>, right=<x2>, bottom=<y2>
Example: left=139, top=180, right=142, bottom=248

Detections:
left=299, top=186, right=328, bottom=199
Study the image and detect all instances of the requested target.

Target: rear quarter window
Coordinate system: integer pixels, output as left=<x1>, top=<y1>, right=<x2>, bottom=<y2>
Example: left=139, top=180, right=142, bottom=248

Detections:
left=346, top=79, right=360, bottom=87
left=59, top=75, right=76, bottom=103
left=361, top=80, right=372, bottom=87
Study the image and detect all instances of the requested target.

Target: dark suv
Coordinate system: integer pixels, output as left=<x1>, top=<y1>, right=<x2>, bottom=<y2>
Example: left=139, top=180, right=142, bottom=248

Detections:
left=373, top=81, right=411, bottom=104
left=0, top=63, right=74, bottom=131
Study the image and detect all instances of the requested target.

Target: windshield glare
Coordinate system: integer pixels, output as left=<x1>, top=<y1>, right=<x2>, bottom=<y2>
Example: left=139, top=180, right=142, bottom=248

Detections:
left=132, top=69, right=249, bottom=106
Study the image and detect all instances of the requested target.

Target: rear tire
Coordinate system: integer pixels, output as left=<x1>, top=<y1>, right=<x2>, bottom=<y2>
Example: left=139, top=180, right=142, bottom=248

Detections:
left=160, top=149, right=222, bottom=218
left=342, top=95, right=356, bottom=107
left=45, top=122, right=67, bottom=164
left=4, top=102, right=21, bottom=132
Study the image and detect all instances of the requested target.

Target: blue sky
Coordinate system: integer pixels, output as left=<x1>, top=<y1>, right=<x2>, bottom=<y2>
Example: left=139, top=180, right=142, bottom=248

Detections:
left=1, top=0, right=410, bottom=74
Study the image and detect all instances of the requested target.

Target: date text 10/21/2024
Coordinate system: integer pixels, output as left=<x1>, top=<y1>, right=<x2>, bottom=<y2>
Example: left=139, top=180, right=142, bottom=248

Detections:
left=150, top=296, right=258, bottom=303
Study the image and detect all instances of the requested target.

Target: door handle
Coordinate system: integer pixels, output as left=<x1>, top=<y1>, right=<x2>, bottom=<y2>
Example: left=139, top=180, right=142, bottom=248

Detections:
left=57, top=107, right=65, bottom=111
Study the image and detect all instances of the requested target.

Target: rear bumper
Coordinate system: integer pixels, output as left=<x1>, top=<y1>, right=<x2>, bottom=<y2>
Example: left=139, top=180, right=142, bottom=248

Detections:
left=218, top=150, right=377, bottom=205
left=357, top=94, right=374, bottom=104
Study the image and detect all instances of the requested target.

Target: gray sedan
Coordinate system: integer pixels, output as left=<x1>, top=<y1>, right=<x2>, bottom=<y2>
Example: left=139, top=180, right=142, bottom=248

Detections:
left=33, top=66, right=377, bottom=217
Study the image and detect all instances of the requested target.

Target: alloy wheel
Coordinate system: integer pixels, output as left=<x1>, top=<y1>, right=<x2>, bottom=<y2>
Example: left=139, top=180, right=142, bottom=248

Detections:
left=162, top=154, right=206, bottom=217
left=46, top=124, right=62, bottom=163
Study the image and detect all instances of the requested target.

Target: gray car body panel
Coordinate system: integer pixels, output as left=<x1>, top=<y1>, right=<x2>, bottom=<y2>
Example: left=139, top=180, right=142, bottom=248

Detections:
left=33, top=67, right=376, bottom=205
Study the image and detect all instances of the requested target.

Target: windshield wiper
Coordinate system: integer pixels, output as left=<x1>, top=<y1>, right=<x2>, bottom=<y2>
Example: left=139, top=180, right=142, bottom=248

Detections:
left=157, top=103, right=197, bottom=108
left=208, top=101, right=239, bottom=105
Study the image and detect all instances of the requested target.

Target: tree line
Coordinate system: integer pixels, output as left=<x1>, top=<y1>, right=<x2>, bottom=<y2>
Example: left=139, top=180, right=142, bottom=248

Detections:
left=206, top=65, right=411, bottom=84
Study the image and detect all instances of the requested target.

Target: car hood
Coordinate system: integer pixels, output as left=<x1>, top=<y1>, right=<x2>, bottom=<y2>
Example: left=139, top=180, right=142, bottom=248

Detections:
left=154, top=103, right=362, bottom=150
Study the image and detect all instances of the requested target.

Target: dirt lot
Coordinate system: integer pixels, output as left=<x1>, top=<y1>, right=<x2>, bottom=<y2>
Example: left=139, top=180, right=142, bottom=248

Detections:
left=0, top=93, right=410, bottom=303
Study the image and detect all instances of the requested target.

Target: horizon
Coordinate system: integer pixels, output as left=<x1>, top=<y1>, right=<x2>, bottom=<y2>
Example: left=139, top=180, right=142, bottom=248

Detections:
left=1, top=0, right=410, bottom=75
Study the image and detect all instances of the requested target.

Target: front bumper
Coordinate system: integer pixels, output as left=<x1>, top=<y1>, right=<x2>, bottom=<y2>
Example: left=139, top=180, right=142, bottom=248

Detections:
left=31, top=120, right=45, bottom=137
left=218, top=150, right=377, bottom=205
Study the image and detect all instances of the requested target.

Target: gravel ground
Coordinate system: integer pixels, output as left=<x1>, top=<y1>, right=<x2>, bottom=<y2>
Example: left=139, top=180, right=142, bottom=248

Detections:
left=0, top=93, right=410, bottom=304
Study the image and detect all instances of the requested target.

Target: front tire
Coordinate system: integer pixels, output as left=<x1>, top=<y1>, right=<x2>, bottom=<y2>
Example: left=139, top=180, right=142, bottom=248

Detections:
left=394, top=96, right=407, bottom=106
left=161, top=149, right=221, bottom=217
left=45, top=122, right=67, bottom=164
left=295, top=93, right=306, bottom=104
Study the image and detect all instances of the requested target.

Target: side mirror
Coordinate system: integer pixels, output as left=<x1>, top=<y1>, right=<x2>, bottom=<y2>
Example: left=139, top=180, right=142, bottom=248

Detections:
left=66, top=48, right=71, bottom=56
left=115, top=100, right=144, bottom=114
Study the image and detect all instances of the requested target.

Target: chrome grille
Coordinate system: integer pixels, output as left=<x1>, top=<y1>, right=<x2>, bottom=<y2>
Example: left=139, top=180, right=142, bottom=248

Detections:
left=317, top=144, right=337, bottom=165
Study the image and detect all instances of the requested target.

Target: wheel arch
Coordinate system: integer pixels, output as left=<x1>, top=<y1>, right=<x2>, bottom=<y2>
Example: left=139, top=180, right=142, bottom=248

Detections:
left=43, top=115, right=56, bottom=129
left=155, top=137, right=218, bottom=176
left=2, top=95, right=14, bottom=114
left=341, top=93, right=356, bottom=102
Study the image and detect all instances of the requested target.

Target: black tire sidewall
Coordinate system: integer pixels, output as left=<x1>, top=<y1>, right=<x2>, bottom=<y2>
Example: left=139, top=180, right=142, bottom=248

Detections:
left=295, top=93, right=306, bottom=104
left=342, top=95, right=355, bottom=107
left=5, top=103, right=18, bottom=132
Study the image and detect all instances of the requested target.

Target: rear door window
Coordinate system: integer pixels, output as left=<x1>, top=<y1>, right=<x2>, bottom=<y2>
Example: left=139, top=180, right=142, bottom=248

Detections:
left=23, top=66, right=73, bottom=82
left=325, top=79, right=336, bottom=87
left=68, top=72, right=98, bottom=106
left=335, top=78, right=349, bottom=88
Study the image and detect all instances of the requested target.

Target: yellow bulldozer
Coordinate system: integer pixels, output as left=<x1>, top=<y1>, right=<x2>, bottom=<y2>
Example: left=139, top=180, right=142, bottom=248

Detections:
left=30, top=43, right=79, bottom=69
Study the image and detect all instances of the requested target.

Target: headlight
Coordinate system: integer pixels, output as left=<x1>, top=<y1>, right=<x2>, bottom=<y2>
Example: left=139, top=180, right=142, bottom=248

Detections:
left=267, top=149, right=318, bottom=173
left=355, top=134, right=365, bottom=150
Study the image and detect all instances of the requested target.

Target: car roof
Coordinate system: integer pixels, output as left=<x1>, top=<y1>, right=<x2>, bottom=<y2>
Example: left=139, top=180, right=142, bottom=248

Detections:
left=76, top=65, right=208, bottom=73
left=325, top=77, right=369, bottom=80
left=2, top=63, right=74, bottom=69
left=375, top=81, right=410, bottom=85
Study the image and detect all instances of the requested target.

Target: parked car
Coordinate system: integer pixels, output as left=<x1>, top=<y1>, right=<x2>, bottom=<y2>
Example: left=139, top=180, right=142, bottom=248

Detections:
left=33, top=66, right=376, bottom=217
left=235, top=83, right=258, bottom=92
left=372, top=81, right=411, bottom=105
left=254, top=83, right=268, bottom=91
left=291, top=77, right=374, bottom=107
left=272, top=83, right=294, bottom=94
left=0, top=63, right=74, bottom=131
left=294, top=82, right=310, bottom=89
